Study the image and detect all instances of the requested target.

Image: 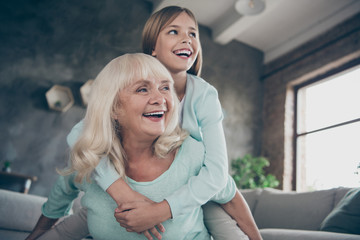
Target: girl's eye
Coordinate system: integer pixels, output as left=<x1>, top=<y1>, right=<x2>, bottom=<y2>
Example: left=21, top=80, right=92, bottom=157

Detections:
left=190, top=32, right=196, bottom=38
left=169, top=30, right=177, bottom=35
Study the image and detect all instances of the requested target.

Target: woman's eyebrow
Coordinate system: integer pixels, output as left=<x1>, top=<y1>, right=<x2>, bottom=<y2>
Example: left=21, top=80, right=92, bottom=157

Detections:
left=132, top=79, right=150, bottom=85
left=161, top=79, right=171, bottom=84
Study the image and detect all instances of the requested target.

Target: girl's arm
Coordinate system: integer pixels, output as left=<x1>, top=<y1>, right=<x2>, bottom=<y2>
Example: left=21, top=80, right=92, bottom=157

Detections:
left=164, top=81, right=229, bottom=217
left=220, top=191, right=262, bottom=240
left=209, top=175, right=262, bottom=240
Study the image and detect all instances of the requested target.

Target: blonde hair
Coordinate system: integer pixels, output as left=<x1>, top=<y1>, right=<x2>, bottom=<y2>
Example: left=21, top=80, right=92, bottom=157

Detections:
left=64, top=53, right=188, bottom=182
left=142, top=6, right=203, bottom=76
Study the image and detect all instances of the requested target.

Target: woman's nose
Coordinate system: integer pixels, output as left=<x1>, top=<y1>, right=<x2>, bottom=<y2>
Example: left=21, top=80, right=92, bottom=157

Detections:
left=149, top=90, right=166, bottom=105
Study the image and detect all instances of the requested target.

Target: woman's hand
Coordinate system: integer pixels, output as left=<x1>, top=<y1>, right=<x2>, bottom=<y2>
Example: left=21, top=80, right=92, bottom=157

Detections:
left=114, top=200, right=171, bottom=240
left=25, top=214, right=58, bottom=240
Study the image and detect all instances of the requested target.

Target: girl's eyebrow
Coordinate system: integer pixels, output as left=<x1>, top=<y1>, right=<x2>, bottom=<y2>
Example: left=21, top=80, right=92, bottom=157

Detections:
left=166, top=24, right=197, bottom=31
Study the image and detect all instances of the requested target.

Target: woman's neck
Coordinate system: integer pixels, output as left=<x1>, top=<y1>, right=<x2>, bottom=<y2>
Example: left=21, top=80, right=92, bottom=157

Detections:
left=122, top=138, right=154, bottom=163
left=171, top=71, right=187, bottom=101
left=122, top=137, right=175, bottom=182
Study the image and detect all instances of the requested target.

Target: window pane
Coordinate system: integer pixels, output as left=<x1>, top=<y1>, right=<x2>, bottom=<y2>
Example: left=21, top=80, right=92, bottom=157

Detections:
left=296, top=121, right=360, bottom=191
left=297, top=66, right=360, bottom=134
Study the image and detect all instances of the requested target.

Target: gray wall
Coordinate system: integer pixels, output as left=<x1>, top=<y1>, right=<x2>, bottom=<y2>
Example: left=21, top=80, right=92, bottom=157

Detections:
left=0, top=0, right=263, bottom=196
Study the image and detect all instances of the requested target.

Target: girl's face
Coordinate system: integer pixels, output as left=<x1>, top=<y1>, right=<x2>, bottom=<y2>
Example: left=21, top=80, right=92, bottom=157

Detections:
left=115, top=76, right=174, bottom=142
left=151, top=12, right=200, bottom=75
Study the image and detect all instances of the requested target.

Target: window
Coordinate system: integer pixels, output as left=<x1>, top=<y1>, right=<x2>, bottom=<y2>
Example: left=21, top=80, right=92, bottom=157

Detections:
left=295, top=65, right=360, bottom=192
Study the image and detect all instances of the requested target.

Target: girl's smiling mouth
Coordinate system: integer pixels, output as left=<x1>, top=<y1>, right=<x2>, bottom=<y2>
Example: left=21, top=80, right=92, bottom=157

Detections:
left=174, top=49, right=192, bottom=58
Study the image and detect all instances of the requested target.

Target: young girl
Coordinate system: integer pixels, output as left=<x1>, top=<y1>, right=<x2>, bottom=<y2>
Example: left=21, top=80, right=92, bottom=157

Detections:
left=34, top=6, right=261, bottom=240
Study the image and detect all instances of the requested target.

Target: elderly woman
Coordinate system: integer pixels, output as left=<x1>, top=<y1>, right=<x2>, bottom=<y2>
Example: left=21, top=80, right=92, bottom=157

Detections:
left=27, top=53, right=259, bottom=240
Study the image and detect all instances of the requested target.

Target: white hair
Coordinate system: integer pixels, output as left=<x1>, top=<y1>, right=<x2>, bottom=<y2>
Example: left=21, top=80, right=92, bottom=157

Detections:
left=63, top=53, right=188, bottom=182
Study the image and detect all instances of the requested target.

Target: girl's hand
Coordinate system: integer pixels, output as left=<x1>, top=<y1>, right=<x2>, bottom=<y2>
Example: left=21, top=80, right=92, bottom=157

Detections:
left=140, top=226, right=165, bottom=240
left=114, top=200, right=171, bottom=239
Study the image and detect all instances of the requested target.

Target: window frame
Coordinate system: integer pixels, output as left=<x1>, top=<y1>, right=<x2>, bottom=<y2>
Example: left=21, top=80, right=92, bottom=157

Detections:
left=292, top=59, right=360, bottom=191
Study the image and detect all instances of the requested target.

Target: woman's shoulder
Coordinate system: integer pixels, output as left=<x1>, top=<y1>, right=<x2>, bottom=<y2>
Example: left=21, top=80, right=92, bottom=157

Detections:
left=178, top=136, right=205, bottom=159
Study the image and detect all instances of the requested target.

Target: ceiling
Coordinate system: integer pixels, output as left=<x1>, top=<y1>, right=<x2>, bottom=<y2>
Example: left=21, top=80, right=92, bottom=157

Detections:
left=147, top=0, right=360, bottom=63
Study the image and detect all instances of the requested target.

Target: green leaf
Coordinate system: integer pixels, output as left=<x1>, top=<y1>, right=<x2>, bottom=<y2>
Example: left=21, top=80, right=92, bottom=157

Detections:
left=230, top=154, right=279, bottom=189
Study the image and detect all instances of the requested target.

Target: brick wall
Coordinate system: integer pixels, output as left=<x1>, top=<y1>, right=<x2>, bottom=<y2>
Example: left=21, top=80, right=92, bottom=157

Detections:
left=261, top=13, right=360, bottom=190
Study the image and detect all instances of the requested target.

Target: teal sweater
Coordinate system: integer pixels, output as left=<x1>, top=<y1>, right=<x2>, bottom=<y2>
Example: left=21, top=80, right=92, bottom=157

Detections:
left=42, top=136, right=236, bottom=240
left=66, top=74, right=230, bottom=218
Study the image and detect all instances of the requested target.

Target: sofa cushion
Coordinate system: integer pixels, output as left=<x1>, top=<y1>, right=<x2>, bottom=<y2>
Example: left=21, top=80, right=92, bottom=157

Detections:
left=333, top=187, right=352, bottom=206
left=320, top=188, right=360, bottom=235
left=253, top=188, right=335, bottom=230
left=240, top=188, right=262, bottom=213
left=260, top=228, right=360, bottom=240
left=0, top=189, right=47, bottom=232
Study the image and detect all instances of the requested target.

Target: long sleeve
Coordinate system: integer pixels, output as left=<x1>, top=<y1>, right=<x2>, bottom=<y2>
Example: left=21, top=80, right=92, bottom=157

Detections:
left=66, top=120, right=120, bottom=191
left=210, top=175, right=237, bottom=204
left=165, top=75, right=229, bottom=218
left=42, top=174, right=80, bottom=219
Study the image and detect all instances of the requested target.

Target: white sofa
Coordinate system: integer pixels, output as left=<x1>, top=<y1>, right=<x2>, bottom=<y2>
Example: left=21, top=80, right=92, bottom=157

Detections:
left=0, top=189, right=86, bottom=240
left=1, top=187, right=360, bottom=240
left=240, top=187, right=360, bottom=240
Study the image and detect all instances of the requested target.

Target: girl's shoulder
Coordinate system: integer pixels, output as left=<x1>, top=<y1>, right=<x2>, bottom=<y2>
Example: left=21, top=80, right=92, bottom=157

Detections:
left=186, top=74, right=218, bottom=96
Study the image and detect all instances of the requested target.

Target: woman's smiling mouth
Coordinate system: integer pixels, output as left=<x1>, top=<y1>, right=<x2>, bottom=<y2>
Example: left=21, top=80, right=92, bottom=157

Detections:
left=143, top=111, right=165, bottom=118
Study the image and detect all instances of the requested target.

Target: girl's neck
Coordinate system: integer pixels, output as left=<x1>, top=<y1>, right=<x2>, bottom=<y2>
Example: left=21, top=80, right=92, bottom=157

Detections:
left=171, top=71, right=187, bottom=101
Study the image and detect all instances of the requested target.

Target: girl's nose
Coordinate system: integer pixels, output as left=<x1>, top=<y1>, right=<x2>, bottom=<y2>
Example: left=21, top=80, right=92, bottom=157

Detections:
left=182, top=38, right=191, bottom=44
left=181, top=33, right=192, bottom=44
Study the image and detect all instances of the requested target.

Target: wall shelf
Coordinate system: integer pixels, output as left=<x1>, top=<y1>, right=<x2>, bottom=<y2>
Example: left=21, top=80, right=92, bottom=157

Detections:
left=45, top=85, right=74, bottom=112
left=0, top=171, right=37, bottom=194
left=80, top=80, right=94, bottom=106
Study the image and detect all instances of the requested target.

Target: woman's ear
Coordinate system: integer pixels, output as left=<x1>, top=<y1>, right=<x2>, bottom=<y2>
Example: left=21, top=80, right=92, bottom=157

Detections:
left=111, top=98, right=121, bottom=120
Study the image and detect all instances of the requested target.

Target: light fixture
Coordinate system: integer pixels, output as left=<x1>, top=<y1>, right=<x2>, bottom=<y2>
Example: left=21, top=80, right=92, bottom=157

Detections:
left=235, top=0, right=265, bottom=16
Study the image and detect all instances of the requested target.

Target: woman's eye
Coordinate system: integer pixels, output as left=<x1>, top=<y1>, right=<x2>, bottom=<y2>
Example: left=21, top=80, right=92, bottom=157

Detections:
left=161, top=86, right=170, bottom=91
left=136, top=88, right=147, bottom=93
left=169, top=30, right=177, bottom=35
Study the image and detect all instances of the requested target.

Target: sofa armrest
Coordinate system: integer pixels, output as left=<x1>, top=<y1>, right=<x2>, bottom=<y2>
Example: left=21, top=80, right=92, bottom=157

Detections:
left=0, top=189, right=47, bottom=232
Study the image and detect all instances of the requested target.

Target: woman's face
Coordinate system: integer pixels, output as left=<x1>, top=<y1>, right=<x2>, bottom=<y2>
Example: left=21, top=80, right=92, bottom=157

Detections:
left=151, top=12, right=199, bottom=75
left=115, top=76, right=174, bottom=142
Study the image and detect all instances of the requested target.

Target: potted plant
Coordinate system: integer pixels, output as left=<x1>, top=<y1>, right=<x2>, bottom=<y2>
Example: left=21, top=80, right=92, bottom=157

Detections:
left=2, top=160, right=11, bottom=172
left=231, top=154, right=279, bottom=189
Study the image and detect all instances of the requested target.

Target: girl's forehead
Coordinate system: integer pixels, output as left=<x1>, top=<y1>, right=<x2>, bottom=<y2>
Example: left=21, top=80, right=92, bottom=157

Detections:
left=166, top=12, right=196, bottom=27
